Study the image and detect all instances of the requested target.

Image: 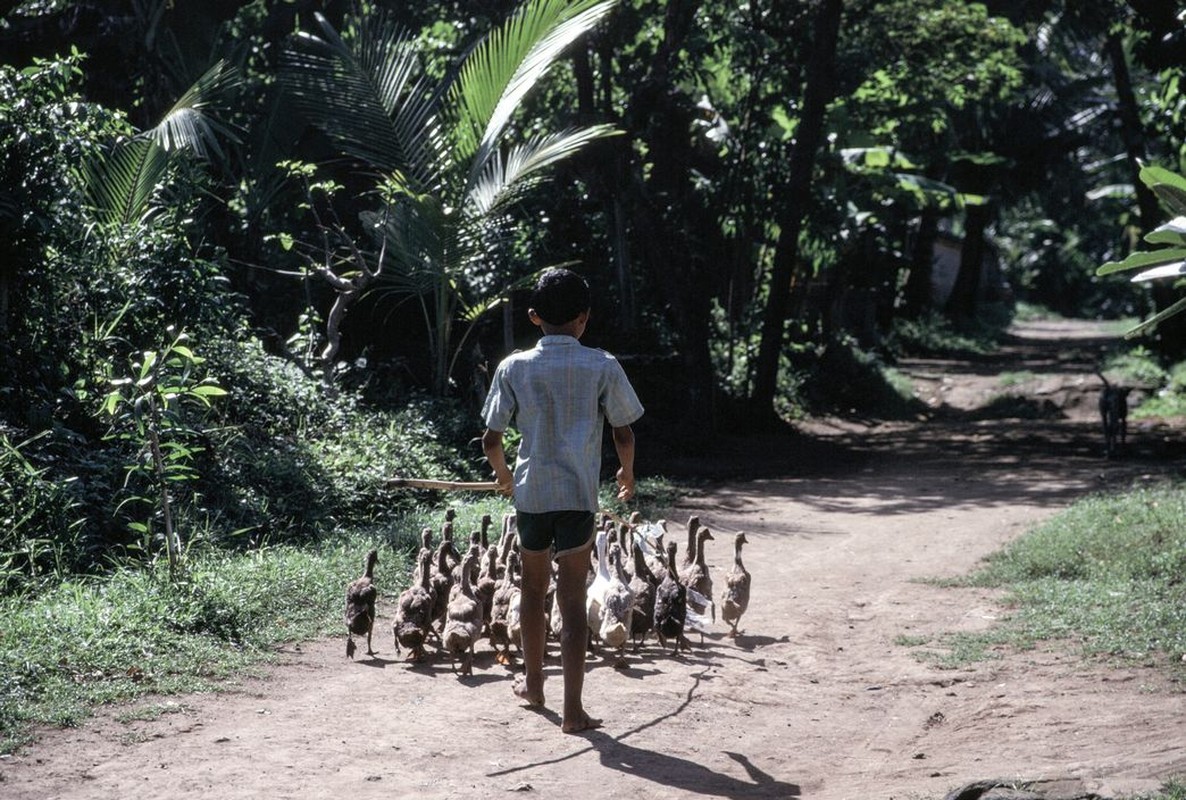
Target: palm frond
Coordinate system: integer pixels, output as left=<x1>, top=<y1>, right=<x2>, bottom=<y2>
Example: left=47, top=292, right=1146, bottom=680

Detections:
left=280, top=11, right=441, bottom=184
left=81, top=136, right=169, bottom=228
left=149, top=60, right=241, bottom=161
left=468, top=124, right=619, bottom=215
left=451, top=0, right=616, bottom=167
left=361, top=198, right=447, bottom=294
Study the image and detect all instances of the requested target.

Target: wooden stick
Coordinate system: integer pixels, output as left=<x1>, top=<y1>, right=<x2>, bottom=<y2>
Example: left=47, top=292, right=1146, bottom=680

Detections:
left=386, top=477, right=503, bottom=492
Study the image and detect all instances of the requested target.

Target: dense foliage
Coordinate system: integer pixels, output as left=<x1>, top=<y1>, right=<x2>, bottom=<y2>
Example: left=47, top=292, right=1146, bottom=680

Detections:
left=1, top=0, right=1184, bottom=594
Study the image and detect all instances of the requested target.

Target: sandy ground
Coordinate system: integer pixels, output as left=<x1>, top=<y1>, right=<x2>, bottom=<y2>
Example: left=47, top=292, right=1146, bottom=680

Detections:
left=3, top=319, right=1185, bottom=800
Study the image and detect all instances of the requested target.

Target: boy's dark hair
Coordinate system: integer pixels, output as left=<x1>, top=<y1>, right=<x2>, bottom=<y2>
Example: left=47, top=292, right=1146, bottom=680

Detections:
left=530, top=267, right=591, bottom=325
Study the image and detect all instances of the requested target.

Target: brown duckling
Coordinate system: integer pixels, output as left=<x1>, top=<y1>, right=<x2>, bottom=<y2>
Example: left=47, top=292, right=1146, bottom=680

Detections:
left=629, top=539, right=657, bottom=651
left=393, top=548, right=434, bottom=662
left=720, top=532, right=751, bottom=637
left=344, top=548, right=379, bottom=659
left=653, top=541, right=690, bottom=655
left=682, top=526, right=716, bottom=625
left=442, top=551, right=482, bottom=676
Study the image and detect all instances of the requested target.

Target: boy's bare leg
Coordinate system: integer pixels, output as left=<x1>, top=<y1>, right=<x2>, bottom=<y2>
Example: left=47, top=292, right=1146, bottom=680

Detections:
left=555, top=545, right=602, bottom=733
left=514, top=548, right=550, bottom=707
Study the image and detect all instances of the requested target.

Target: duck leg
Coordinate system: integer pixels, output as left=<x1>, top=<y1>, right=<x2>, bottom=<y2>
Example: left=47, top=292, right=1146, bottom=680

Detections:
left=346, top=635, right=356, bottom=660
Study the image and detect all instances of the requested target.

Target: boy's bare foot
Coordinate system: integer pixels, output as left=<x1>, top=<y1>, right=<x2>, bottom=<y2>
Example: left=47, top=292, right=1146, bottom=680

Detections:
left=561, top=712, right=602, bottom=734
left=512, top=675, right=545, bottom=707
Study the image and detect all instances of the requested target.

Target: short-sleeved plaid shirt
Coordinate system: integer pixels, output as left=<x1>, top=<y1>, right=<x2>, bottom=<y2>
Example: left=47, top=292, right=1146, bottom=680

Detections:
left=482, top=335, right=644, bottom=514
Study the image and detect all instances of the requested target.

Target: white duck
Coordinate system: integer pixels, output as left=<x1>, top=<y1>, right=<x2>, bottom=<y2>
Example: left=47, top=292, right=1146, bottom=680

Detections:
left=584, top=523, right=613, bottom=650
left=598, top=543, right=635, bottom=667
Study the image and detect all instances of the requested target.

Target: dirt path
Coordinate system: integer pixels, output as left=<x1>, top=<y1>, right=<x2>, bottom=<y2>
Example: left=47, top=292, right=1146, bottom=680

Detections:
left=4, top=319, right=1186, bottom=800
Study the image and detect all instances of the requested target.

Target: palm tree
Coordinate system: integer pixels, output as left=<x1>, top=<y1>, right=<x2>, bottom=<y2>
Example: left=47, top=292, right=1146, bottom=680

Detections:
left=279, top=0, right=619, bottom=395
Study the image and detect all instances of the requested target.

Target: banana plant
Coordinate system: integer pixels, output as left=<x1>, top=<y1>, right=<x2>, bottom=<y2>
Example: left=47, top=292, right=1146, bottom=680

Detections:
left=1097, top=165, right=1186, bottom=338
left=279, top=0, right=619, bottom=395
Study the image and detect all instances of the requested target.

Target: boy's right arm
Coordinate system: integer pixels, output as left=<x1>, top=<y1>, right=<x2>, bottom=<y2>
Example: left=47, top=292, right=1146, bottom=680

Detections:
left=481, top=428, right=515, bottom=497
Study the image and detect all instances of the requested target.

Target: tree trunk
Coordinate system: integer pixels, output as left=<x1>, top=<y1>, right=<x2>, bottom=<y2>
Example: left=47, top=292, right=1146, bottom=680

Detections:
left=902, top=208, right=940, bottom=317
left=750, top=0, right=843, bottom=420
left=944, top=202, right=990, bottom=321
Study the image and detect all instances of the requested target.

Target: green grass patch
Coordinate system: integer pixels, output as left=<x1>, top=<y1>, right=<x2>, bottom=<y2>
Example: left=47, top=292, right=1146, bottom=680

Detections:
left=908, top=484, right=1186, bottom=675
left=1126, top=778, right=1186, bottom=800
left=996, top=370, right=1036, bottom=388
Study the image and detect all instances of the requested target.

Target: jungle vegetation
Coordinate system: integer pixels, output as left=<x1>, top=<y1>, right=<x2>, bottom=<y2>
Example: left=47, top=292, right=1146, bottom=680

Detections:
left=2, top=0, right=1185, bottom=594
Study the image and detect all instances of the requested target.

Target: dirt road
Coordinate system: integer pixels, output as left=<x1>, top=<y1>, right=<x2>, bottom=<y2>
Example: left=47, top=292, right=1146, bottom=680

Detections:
left=3, top=319, right=1185, bottom=800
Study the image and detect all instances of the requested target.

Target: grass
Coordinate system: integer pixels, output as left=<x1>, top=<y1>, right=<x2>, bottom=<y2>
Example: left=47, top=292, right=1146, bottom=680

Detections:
left=901, top=483, right=1186, bottom=679
left=0, top=477, right=682, bottom=754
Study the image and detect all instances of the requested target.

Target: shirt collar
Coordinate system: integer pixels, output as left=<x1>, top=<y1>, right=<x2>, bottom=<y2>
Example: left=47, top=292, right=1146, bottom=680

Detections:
left=538, top=334, right=580, bottom=346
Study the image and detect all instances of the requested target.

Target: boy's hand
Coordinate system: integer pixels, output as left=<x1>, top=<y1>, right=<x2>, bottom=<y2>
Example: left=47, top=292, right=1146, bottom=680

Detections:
left=493, top=467, right=514, bottom=498
left=615, top=467, right=635, bottom=501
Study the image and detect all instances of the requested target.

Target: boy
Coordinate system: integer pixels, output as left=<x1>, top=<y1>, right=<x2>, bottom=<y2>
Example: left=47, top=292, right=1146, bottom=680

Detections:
left=481, top=267, right=643, bottom=734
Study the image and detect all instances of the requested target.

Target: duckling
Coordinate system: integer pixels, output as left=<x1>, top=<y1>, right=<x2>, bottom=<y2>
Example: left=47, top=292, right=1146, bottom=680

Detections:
left=392, top=548, right=434, bottom=662
left=344, top=549, right=379, bottom=659
left=599, top=543, right=635, bottom=667
left=682, top=526, right=716, bottom=625
left=720, top=532, right=751, bottom=637
left=585, top=524, right=613, bottom=651
left=442, top=551, right=482, bottom=675
left=489, top=550, right=521, bottom=665
left=653, top=541, right=690, bottom=655
left=629, top=539, right=657, bottom=651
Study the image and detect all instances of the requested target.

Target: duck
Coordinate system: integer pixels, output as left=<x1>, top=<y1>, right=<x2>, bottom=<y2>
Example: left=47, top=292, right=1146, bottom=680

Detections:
left=653, top=540, right=690, bottom=655
left=440, top=518, right=460, bottom=572
left=475, top=544, right=499, bottom=636
left=720, top=532, right=751, bottom=637
left=682, top=526, right=716, bottom=625
left=451, top=542, right=480, bottom=591
left=628, top=538, right=657, bottom=651
left=636, top=518, right=669, bottom=583
left=489, top=550, right=521, bottom=665
left=681, top=515, right=701, bottom=570
left=344, top=548, right=379, bottom=659
left=598, top=543, right=635, bottom=667
left=495, top=513, right=518, bottom=579
left=428, top=539, right=457, bottom=638
left=442, top=551, right=482, bottom=676
left=585, top=524, right=613, bottom=651
left=479, top=513, right=494, bottom=552
left=392, top=548, right=434, bottom=662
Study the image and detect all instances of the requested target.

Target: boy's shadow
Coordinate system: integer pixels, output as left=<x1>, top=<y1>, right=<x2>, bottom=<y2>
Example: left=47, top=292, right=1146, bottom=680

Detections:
left=585, top=728, right=800, bottom=799
left=503, top=708, right=800, bottom=799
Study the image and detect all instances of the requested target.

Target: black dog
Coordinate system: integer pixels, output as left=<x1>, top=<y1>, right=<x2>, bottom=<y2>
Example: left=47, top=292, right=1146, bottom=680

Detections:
left=1096, top=372, right=1132, bottom=458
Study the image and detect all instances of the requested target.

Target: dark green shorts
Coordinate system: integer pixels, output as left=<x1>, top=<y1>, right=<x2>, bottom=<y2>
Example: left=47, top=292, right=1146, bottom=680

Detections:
left=516, top=510, right=595, bottom=558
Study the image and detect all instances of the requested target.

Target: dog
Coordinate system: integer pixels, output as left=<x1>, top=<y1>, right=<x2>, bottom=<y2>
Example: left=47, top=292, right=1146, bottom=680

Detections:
left=1096, top=371, right=1132, bottom=458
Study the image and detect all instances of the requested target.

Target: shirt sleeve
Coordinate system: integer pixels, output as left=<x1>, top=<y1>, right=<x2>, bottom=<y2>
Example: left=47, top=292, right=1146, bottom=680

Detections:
left=601, top=358, right=644, bottom=428
left=482, top=362, right=517, bottom=432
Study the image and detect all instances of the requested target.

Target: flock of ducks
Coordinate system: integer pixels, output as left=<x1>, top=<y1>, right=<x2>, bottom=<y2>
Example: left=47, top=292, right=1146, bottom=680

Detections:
left=343, top=510, right=752, bottom=675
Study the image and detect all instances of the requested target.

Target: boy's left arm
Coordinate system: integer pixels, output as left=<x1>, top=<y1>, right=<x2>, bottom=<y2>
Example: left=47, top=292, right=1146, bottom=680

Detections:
left=611, top=424, right=636, bottom=501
